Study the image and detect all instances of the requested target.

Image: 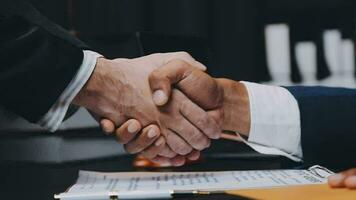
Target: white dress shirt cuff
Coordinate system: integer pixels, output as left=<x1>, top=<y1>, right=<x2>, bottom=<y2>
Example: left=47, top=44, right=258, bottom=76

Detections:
left=37, top=50, right=102, bottom=132
left=240, top=81, right=303, bottom=162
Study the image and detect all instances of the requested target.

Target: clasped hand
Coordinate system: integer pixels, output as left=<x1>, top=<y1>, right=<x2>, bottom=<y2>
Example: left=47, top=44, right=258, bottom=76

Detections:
left=73, top=52, right=224, bottom=166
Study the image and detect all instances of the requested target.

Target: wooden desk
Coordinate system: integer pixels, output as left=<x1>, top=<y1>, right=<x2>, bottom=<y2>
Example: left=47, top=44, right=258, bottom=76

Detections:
left=227, top=184, right=356, bottom=200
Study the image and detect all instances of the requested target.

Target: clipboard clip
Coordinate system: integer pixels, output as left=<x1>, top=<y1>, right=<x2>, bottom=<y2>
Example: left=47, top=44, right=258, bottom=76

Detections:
left=308, top=165, right=334, bottom=179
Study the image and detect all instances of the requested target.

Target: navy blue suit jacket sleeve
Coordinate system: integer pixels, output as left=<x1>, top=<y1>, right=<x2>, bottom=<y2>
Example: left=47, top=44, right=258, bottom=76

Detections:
left=286, top=86, right=356, bottom=169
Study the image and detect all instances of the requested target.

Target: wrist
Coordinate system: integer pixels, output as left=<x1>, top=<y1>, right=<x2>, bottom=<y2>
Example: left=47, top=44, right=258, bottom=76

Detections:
left=72, top=57, right=116, bottom=109
left=216, top=78, right=251, bottom=136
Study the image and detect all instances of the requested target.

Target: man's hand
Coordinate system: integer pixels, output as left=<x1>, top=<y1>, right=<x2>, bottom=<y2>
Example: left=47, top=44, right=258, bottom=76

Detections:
left=98, top=54, right=252, bottom=166
left=101, top=118, right=201, bottom=166
left=73, top=52, right=221, bottom=156
left=97, top=58, right=225, bottom=166
left=328, top=168, right=356, bottom=189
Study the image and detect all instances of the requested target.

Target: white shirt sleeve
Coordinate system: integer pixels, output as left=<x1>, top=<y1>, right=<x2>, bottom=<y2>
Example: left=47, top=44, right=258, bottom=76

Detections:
left=37, top=50, right=102, bottom=132
left=239, top=81, right=303, bottom=162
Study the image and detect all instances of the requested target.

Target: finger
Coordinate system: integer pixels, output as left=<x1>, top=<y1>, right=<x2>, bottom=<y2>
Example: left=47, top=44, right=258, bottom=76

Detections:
left=150, top=156, right=174, bottom=167
left=115, top=119, right=142, bottom=144
left=207, top=109, right=224, bottom=128
left=342, top=168, right=356, bottom=176
left=179, top=98, right=222, bottom=139
left=140, top=136, right=166, bottom=159
left=344, top=175, right=356, bottom=189
left=125, top=125, right=160, bottom=154
left=150, top=155, right=186, bottom=167
left=186, top=150, right=201, bottom=161
left=170, top=117, right=210, bottom=151
left=328, top=173, right=346, bottom=188
left=170, top=155, right=186, bottom=167
left=100, top=118, right=116, bottom=134
left=149, top=59, right=199, bottom=106
left=165, top=128, right=193, bottom=156
left=329, top=168, right=356, bottom=188
left=158, top=145, right=178, bottom=158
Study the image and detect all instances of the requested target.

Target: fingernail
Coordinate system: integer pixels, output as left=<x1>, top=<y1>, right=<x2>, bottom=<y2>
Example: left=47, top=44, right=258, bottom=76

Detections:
left=153, top=90, right=168, bottom=106
left=328, top=174, right=345, bottom=184
left=128, top=122, right=139, bottom=133
left=155, top=137, right=165, bottom=146
left=103, top=126, right=111, bottom=133
left=147, top=129, right=158, bottom=138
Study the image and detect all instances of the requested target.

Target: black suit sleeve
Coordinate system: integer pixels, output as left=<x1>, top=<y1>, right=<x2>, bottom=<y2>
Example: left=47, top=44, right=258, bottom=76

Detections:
left=286, top=86, right=356, bottom=169
left=0, top=0, right=88, bottom=123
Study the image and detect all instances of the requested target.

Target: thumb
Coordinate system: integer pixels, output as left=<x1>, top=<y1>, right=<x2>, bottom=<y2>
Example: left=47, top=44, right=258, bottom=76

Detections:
left=100, top=118, right=116, bottom=134
left=149, top=59, right=198, bottom=106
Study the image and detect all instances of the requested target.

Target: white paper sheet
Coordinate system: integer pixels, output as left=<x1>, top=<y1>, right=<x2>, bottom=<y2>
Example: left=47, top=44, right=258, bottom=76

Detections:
left=56, top=166, right=333, bottom=199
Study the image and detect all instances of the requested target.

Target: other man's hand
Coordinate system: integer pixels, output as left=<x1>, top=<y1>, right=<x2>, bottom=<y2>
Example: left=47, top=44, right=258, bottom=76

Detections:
left=73, top=52, right=221, bottom=156
left=101, top=61, right=226, bottom=165
left=328, top=168, right=356, bottom=189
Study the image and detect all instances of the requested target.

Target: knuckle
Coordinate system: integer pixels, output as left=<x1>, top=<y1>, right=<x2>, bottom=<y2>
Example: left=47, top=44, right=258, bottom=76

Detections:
left=149, top=53, right=163, bottom=60
left=171, top=58, right=188, bottom=67
left=179, top=100, right=190, bottom=113
left=116, top=131, right=133, bottom=145
left=115, top=134, right=127, bottom=144
left=149, top=70, right=161, bottom=82
left=176, top=51, right=191, bottom=58
left=151, top=53, right=162, bottom=57
left=213, top=109, right=224, bottom=127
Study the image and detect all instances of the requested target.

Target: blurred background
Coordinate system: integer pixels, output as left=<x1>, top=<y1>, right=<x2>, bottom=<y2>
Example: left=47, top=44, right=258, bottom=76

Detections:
left=1, top=0, right=356, bottom=199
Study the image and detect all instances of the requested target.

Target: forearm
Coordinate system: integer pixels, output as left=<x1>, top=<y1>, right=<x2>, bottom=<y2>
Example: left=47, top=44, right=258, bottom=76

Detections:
left=216, top=78, right=251, bottom=136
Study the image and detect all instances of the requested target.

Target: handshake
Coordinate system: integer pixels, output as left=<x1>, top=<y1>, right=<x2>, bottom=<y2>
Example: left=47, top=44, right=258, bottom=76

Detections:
left=72, top=52, right=251, bottom=166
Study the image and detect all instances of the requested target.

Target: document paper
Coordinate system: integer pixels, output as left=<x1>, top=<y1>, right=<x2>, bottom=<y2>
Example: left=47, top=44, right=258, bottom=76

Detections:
left=56, top=166, right=333, bottom=199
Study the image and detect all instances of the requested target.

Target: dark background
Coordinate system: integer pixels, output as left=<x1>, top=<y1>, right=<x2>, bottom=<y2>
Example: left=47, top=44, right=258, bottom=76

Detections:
left=2, top=1, right=356, bottom=199
left=28, top=0, right=356, bottom=83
